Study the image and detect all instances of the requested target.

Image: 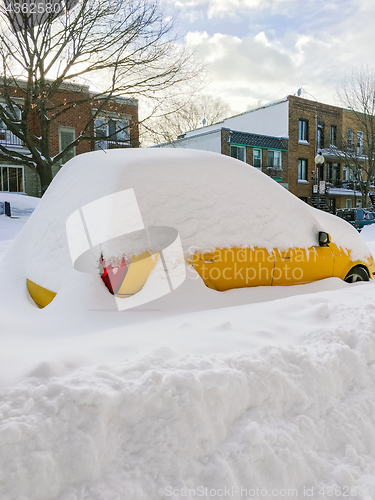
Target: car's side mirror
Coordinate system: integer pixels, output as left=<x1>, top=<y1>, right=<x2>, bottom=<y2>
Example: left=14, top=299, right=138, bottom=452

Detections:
left=319, top=231, right=331, bottom=247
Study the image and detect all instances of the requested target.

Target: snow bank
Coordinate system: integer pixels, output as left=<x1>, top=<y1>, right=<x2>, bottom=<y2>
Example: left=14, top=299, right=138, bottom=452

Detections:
left=0, top=192, right=39, bottom=218
left=0, top=193, right=39, bottom=260
left=1, top=282, right=375, bottom=499
left=360, top=223, right=375, bottom=242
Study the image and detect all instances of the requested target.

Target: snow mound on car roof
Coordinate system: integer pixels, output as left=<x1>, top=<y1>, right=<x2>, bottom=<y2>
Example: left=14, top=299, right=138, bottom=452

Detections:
left=1, top=148, right=371, bottom=295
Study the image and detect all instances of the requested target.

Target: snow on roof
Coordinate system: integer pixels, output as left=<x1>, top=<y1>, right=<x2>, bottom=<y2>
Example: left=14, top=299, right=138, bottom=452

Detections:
left=0, top=148, right=370, bottom=297
left=183, top=96, right=290, bottom=137
left=327, top=188, right=362, bottom=196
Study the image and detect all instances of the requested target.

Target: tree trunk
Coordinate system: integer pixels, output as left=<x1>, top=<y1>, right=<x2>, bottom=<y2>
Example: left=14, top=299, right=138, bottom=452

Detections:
left=38, top=163, right=53, bottom=196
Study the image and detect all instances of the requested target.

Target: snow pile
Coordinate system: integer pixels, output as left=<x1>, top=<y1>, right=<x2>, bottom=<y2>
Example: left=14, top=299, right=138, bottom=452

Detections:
left=0, top=192, right=39, bottom=218
left=1, top=282, right=375, bottom=499
left=0, top=193, right=39, bottom=259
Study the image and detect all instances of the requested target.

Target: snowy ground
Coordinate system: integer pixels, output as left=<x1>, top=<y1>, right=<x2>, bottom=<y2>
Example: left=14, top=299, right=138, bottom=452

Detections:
left=2, top=193, right=375, bottom=499
left=0, top=193, right=39, bottom=258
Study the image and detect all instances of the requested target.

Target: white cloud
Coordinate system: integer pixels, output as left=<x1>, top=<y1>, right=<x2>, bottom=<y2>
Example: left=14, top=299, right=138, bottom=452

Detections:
left=181, top=0, right=375, bottom=112
left=254, top=32, right=271, bottom=47
left=170, top=0, right=296, bottom=19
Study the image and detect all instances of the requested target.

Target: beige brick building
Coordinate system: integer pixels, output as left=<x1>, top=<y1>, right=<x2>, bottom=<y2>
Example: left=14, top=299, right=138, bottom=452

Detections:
left=0, top=81, right=139, bottom=197
left=155, top=95, right=370, bottom=211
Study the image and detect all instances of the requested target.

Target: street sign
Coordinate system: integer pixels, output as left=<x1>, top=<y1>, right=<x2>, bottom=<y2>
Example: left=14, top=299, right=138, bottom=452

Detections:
left=319, top=181, right=326, bottom=194
left=313, top=185, right=318, bottom=193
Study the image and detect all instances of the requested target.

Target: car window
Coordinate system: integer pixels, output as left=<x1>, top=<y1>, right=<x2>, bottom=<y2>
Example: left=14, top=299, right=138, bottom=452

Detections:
left=341, top=212, right=355, bottom=221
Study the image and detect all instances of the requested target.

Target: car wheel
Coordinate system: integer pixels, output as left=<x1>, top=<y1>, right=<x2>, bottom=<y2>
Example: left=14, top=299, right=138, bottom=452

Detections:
left=344, top=266, right=369, bottom=283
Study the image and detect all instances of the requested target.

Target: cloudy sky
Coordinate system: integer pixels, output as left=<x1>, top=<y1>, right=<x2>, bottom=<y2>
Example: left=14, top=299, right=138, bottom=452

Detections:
left=164, top=0, right=374, bottom=114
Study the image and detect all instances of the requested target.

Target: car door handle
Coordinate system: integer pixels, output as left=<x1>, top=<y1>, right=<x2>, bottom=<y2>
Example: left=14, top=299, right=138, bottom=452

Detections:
left=200, top=253, right=215, bottom=263
left=280, top=253, right=291, bottom=260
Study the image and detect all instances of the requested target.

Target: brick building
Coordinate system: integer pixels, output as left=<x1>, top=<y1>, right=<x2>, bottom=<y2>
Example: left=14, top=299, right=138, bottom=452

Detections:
left=0, top=81, right=139, bottom=197
left=155, top=95, right=369, bottom=211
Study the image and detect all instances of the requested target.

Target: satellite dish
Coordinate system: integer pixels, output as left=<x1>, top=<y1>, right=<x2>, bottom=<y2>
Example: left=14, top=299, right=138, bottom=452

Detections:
left=297, top=88, right=302, bottom=97
left=202, top=118, right=206, bottom=126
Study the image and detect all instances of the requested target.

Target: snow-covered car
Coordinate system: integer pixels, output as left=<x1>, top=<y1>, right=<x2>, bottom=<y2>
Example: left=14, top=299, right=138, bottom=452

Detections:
left=8, top=148, right=374, bottom=309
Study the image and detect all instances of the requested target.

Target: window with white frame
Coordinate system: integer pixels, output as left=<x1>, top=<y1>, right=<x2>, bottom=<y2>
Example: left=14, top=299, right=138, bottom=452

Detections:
left=94, top=116, right=130, bottom=150
left=0, top=165, right=23, bottom=192
left=343, top=165, right=349, bottom=181
left=298, top=158, right=308, bottom=181
left=330, top=125, right=337, bottom=146
left=325, top=162, right=333, bottom=183
left=267, top=150, right=281, bottom=168
left=357, top=131, right=363, bottom=154
left=298, top=119, right=308, bottom=142
left=346, top=199, right=352, bottom=208
left=59, top=126, right=75, bottom=164
left=253, top=149, right=261, bottom=168
left=0, top=103, right=21, bottom=129
left=0, top=103, right=23, bottom=147
left=230, top=145, right=246, bottom=162
left=350, top=166, right=355, bottom=181
left=347, top=129, right=353, bottom=150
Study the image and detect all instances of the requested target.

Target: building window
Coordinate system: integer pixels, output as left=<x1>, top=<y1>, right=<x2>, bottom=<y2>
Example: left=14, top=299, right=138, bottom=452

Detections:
left=267, top=150, right=281, bottom=168
left=350, top=166, right=355, bottom=181
left=347, top=129, right=353, bottom=150
left=0, top=104, right=23, bottom=147
left=59, top=127, right=75, bottom=164
left=334, top=163, right=341, bottom=182
left=0, top=165, right=23, bottom=192
left=357, top=131, right=363, bottom=154
left=343, top=165, right=349, bottom=181
left=317, top=122, right=324, bottom=149
left=330, top=125, right=337, bottom=146
left=299, top=119, right=308, bottom=142
left=346, top=199, right=352, bottom=209
left=325, top=162, right=333, bottom=183
left=230, top=145, right=246, bottom=162
left=0, top=103, right=22, bottom=128
left=253, top=149, right=261, bottom=168
left=94, top=117, right=130, bottom=150
left=298, top=158, right=308, bottom=181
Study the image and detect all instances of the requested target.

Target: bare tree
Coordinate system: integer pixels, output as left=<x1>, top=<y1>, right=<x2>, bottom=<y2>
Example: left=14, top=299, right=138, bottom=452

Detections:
left=334, top=67, right=375, bottom=206
left=142, top=94, right=232, bottom=146
left=0, top=0, right=199, bottom=194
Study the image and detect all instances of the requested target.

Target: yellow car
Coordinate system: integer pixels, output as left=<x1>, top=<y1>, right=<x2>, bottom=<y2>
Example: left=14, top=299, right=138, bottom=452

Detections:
left=190, top=233, right=375, bottom=292
left=22, top=149, right=375, bottom=309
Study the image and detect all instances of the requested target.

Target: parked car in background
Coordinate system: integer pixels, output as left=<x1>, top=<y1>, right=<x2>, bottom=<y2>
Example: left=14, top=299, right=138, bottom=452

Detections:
left=336, top=208, right=375, bottom=232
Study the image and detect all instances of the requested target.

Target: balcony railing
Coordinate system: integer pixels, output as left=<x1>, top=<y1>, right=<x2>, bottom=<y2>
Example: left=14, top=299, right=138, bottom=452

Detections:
left=0, top=129, right=24, bottom=147
left=94, top=139, right=130, bottom=150
left=325, top=179, right=360, bottom=190
left=265, top=164, right=282, bottom=170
